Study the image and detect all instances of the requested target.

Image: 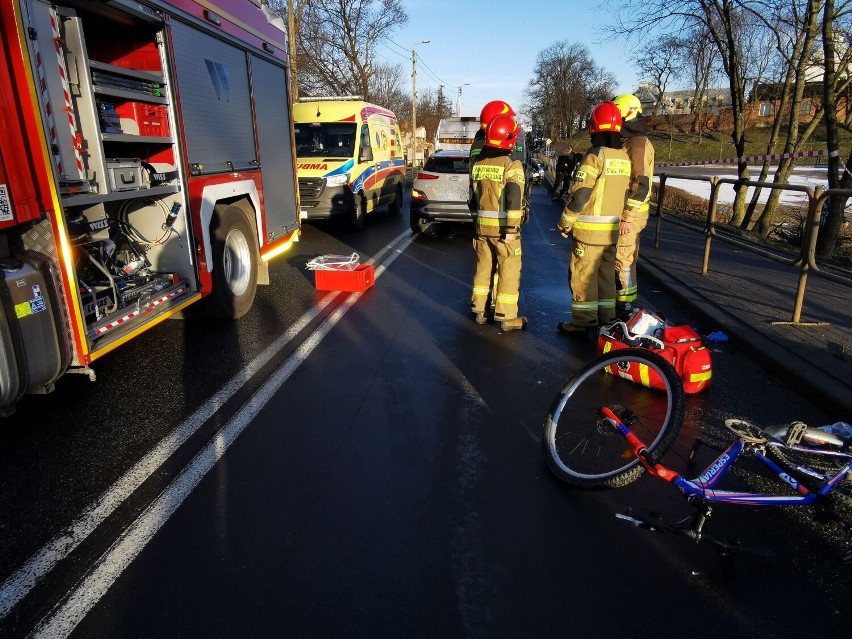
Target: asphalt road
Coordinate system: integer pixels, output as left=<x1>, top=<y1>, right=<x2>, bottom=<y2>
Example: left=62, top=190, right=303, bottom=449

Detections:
left=0, top=185, right=849, bottom=638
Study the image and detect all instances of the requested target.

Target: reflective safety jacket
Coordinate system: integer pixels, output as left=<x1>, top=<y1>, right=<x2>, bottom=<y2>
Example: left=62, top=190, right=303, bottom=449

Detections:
left=471, top=154, right=526, bottom=237
left=468, top=131, right=486, bottom=209
left=622, top=133, right=655, bottom=223
left=559, top=146, right=631, bottom=245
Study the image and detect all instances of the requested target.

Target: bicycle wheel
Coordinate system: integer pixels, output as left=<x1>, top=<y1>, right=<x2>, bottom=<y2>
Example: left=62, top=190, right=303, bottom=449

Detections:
left=542, top=348, right=686, bottom=489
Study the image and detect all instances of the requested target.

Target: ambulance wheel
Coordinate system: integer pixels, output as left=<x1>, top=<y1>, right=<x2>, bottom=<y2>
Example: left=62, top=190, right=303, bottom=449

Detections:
left=205, top=206, right=258, bottom=319
left=348, top=191, right=366, bottom=231
left=388, top=184, right=404, bottom=215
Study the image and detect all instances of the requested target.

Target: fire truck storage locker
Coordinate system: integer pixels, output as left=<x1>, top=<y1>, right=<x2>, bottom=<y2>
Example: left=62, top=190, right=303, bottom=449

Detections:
left=26, top=0, right=195, bottom=344
left=0, top=0, right=300, bottom=414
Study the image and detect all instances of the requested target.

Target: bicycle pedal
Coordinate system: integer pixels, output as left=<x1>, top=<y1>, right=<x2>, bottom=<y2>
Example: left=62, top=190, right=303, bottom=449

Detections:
left=615, top=512, right=644, bottom=527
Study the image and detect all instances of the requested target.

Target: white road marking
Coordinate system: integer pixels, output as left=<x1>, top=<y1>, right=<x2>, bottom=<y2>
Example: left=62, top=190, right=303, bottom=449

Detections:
left=1, top=229, right=413, bottom=634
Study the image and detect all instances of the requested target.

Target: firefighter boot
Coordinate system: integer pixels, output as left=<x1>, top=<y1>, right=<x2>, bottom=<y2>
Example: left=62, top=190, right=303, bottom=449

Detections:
left=473, top=311, right=487, bottom=325
left=501, top=316, right=528, bottom=332
left=557, top=322, right=597, bottom=341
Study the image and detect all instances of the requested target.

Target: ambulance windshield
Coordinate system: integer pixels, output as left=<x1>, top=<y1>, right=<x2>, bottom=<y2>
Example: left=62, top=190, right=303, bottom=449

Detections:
left=294, top=123, right=357, bottom=158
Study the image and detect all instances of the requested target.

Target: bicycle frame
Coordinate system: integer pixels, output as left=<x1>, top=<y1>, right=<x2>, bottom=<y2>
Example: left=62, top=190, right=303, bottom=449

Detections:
left=600, top=407, right=852, bottom=507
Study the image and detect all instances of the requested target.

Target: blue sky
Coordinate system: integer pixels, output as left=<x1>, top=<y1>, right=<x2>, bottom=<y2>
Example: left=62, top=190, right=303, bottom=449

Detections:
left=380, top=0, right=641, bottom=123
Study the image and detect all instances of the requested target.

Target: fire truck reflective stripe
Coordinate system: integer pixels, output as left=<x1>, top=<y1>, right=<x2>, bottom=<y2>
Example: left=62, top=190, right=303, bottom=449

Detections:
left=93, top=285, right=188, bottom=336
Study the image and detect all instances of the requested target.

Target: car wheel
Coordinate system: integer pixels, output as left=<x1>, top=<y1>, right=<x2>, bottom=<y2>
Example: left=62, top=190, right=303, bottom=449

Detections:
left=410, top=209, right=429, bottom=234
left=387, top=184, right=404, bottom=215
left=348, top=190, right=366, bottom=231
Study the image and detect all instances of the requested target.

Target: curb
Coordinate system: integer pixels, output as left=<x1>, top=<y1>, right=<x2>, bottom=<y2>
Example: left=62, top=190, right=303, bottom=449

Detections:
left=638, top=259, right=852, bottom=418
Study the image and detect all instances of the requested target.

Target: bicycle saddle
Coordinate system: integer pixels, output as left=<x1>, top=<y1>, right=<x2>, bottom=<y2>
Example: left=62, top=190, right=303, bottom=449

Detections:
left=764, top=422, right=847, bottom=449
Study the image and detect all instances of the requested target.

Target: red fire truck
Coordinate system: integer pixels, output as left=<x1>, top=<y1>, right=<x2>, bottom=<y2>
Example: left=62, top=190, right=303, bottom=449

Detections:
left=0, top=0, right=301, bottom=415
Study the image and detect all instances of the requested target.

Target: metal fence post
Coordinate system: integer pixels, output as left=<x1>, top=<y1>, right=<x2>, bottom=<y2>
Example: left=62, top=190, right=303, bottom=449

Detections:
left=791, top=185, right=822, bottom=323
left=654, top=175, right=666, bottom=249
left=701, top=177, right=721, bottom=275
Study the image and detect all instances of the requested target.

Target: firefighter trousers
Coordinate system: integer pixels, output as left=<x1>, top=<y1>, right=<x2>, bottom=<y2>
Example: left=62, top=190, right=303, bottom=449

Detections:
left=569, top=238, right=616, bottom=327
left=471, top=236, right=522, bottom=321
left=615, top=217, right=648, bottom=305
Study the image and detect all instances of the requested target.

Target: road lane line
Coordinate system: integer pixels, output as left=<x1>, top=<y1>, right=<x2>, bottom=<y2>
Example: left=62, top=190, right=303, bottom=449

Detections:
left=1, top=229, right=413, bottom=625
left=33, top=230, right=415, bottom=637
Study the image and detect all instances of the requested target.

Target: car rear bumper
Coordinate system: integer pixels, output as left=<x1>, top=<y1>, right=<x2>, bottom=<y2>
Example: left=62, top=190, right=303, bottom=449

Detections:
left=411, top=201, right=473, bottom=223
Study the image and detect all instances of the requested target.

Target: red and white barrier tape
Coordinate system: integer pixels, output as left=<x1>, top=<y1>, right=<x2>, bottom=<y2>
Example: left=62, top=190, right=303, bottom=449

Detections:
left=655, top=149, right=828, bottom=168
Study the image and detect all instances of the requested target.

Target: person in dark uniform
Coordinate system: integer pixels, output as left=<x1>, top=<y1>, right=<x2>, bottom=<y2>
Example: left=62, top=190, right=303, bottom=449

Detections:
left=551, top=147, right=576, bottom=200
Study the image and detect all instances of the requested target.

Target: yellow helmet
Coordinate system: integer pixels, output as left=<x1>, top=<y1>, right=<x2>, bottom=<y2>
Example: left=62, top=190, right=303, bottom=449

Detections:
left=612, top=94, right=642, bottom=122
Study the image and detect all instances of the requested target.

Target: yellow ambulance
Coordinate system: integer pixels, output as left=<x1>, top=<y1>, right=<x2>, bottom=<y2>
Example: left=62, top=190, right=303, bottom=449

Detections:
left=293, top=97, right=406, bottom=231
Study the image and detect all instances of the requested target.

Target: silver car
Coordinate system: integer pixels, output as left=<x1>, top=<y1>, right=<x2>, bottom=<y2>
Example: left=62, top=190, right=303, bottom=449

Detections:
left=410, top=149, right=471, bottom=233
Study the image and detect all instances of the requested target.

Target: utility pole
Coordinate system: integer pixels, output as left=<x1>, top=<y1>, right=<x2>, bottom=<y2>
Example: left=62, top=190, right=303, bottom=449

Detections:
left=437, top=84, right=444, bottom=121
left=457, top=83, right=469, bottom=117
left=411, top=39, right=429, bottom=167
left=286, top=0, right=298, bottom=100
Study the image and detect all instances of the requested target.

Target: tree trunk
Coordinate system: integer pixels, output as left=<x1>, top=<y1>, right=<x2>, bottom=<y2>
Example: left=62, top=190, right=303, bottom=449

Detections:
left=817, top=0, right=843, bottom=258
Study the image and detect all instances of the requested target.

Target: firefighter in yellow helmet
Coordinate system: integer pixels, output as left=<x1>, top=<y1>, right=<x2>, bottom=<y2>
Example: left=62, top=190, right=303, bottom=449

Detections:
left=470, top=114, right=527, bottom=330
left=612, top=93, right=655, bottom=317
left=557, top=102, right=632, bottom=335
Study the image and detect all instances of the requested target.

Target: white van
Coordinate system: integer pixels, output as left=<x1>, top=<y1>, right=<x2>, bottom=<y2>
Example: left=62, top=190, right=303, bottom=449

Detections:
left=434, top=117, right=480, bottom=152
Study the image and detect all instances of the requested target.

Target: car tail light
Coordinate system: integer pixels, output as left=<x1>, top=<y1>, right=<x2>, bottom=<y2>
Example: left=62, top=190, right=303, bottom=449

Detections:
left=414, top=173, right=439, bottom=180
left=411, top=189, right=427, bottom=200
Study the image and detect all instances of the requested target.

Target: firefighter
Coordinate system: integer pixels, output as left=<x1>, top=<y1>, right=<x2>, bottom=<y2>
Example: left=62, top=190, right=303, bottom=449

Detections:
left=556, top=102, right=632, bottom=335
left=470, top=114, right=528, bottom=331
left=612, top=93, right=655, bottom=317
left=469, top=100, right=515, bottom=207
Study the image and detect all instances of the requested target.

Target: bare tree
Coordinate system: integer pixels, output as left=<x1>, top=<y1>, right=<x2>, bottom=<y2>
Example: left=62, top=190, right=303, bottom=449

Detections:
left=818, top=0, right=852, bottom=257
left=678, top=25, right=724, bottom=137
left=295, top=0, right=408, bottom=101
left=523, top=41, right=616, bottom=147
left=602, top=0, right=767, bottom=224
left=635, top=36, right=679, bottom=115
left=368, top=62, right=409, bottom=115
left=750, top=0, right=823, bottom=235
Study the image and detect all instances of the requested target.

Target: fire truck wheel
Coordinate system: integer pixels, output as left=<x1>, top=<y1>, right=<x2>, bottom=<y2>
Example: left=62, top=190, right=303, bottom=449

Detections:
left=348, top=191, right=366, bottom=231
left=207, top=206, right=258, bottom=319
left=387, top=184, right=403, bottom=215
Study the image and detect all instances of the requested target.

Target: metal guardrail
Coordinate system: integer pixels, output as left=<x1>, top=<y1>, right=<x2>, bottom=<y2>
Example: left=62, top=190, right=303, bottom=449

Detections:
left=654, top=173, right=852, bottom=324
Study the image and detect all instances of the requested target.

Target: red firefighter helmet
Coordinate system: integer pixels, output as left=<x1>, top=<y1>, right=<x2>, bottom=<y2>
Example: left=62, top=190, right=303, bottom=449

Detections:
left=588, top=101, right=623, bottom=134
left=484, top=114, right=519, bottom=150
left=479, top=100, right=516, bottom=129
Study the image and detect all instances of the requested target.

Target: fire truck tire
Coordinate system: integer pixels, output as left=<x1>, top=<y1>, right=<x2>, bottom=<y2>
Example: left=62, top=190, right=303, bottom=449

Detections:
left=387, top=184, right=404, bottom=215
left=348, top=191, right=366, bottom=232
left=206, top=206, right=258, bottom=319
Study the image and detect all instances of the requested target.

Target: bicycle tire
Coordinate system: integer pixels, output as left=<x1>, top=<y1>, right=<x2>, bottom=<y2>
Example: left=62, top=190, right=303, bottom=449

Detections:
left=763, top=444, right=852, bottom=499
left=542, top=348, right=686, bottom=489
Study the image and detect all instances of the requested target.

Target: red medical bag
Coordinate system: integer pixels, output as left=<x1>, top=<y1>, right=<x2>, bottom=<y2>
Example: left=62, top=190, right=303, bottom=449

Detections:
left=597, top=309, right=713, bottom=394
